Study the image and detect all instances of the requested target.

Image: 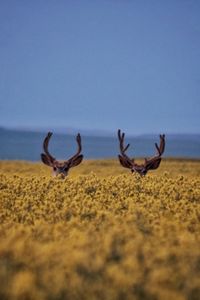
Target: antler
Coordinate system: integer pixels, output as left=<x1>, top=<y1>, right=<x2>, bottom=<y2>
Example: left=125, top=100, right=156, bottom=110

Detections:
left=156, top=134, right=165, bottom=156
left=41, top=132, right=56, bottom=166
left=117, top=129, right=165, bottom=176
left=144, top=134, right=165, bottom=171
left=118, top=129, right=130, bottom=157
left=65, top=133, right=83, bottom=167
left=118, top=129, right=135, bottom=169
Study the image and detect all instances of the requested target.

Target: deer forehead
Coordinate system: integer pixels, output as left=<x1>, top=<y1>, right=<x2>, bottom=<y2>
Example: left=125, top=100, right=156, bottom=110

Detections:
left=54, top=162, right=67, bottom=168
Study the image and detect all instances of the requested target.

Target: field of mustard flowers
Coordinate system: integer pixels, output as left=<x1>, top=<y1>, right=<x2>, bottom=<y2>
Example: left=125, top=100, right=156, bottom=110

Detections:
left=0, top=159, right=200, bottom=300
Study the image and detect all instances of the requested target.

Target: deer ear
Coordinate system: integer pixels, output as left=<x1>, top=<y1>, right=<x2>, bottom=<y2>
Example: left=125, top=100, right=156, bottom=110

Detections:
left=118, top=155, right=132, bottom=169
left=41, top=153, right=53, bottom=167
left=69, top=155, right=83, bottom=168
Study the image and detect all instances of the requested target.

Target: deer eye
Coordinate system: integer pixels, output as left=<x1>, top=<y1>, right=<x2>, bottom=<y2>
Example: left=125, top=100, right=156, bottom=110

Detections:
left=53, top=167, right=57, bottom=171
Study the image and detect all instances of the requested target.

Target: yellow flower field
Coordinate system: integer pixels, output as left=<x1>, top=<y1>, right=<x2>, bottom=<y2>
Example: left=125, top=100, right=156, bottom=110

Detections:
left=0, top=159, right=200, bottom=300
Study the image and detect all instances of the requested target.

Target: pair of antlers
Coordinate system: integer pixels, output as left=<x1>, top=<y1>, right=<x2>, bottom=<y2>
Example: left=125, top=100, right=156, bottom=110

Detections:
left=41, top=130, right=165, bottom=177
left=118, top=130, right=165, bottom=176
left=41, top=132, right=83, bottom=177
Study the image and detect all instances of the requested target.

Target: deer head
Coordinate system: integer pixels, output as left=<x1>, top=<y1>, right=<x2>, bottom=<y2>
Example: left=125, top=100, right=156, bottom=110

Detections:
left=118, top=129, right=165, bottom=176
left=41, top=132, right=83, bottom=177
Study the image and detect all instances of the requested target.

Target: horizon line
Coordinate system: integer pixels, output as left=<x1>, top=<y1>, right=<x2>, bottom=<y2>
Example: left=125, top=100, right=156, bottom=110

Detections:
left=0, top=125, right=200, bottom=137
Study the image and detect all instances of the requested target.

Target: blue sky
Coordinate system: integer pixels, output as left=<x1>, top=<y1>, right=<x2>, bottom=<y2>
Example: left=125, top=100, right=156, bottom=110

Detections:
left=0, top=0, right=200, bottom=135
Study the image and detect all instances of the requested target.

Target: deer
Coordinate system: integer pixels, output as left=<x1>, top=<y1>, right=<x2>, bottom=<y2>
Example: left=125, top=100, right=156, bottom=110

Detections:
left=41, top=132, right=83, bottom=177
left=118, top=129, right=165, bottom=176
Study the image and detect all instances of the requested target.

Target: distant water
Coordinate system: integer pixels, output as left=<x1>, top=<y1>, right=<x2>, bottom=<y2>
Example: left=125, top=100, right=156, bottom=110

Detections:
left=0, top=128, right=199, bottom=160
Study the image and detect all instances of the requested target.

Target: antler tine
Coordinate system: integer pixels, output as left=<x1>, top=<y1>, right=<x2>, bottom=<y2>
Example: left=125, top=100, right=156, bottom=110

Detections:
left=43, top=132, right=56, bottom=163
left=67, top=133, right=82, bottom=163
left=155, top=134, right=165, bottom=156
left=118, top=129, right=124, bottom=154
left=118, top=129, right=130, bottom=155
left=160, top=134, right=165, bottom=154
left=76, top=133, right=82, bottom=153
